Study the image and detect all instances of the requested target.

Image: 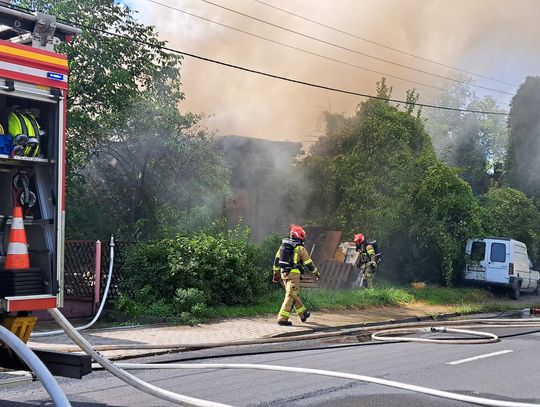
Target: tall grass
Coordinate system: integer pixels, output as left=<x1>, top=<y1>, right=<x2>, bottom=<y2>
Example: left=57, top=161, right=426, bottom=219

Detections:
left=216, top=286, right=420, bottom=319
left=404, top=286, right=491, bottom=304
left=301, top=286, right=416, bottom=310
left=213, top=285, right=526, bottom=320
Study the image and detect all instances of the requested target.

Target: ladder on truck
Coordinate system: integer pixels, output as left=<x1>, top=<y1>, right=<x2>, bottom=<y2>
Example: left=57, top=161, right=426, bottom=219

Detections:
left=0, top=3, right=80, bottom=50
left=0, top=5, right=90, bottom=379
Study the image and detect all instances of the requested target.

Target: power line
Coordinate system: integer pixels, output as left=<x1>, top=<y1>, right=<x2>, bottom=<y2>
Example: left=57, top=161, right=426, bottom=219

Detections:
left=173, top=0, right=515, bottom=96
left=251, top=0, right=519, bottom=88
left=140, top=0, right=457, bottom=96
left=140, top=0, right=513, bottom=100
left=3, top=3, right=508, bottom=115
left=52, top=14, right=509, bottom=116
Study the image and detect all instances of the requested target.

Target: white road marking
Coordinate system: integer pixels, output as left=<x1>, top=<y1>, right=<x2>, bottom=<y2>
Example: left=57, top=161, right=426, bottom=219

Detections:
left=446, top=350, right=513, bottom=365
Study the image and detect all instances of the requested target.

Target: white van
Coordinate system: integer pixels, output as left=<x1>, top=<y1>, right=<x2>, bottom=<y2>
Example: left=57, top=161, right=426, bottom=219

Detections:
left=464, top=237, right=540, bottom=299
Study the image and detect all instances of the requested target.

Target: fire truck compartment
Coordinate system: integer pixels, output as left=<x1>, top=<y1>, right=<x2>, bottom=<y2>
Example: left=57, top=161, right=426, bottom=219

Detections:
left=0, top=81, right=63, bottom=309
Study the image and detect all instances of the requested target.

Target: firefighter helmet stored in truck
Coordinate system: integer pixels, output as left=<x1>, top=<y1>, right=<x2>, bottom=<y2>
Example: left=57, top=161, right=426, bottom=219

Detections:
left=8, top=112, right=41, bottom=157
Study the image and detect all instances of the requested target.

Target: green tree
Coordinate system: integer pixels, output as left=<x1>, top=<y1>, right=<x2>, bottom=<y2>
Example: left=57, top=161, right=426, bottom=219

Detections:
left=407, top=158, right=482, bottom=286
left=301, top=81, right=483, bottom=285
left=15, top=0, right=183, bottom=172
left=507, top=76, right=540, bottom=198
left=478, top=187, right=540, bottom=262
left=14, top=0, right=231, bottom=239
left=425, top=83, right=508, bottom=195
left=68, top=99, right=230, bottom=240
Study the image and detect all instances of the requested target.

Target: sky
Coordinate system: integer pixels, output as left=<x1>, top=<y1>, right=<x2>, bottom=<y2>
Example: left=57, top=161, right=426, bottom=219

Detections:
left=125, top=0, right=540, bottom=143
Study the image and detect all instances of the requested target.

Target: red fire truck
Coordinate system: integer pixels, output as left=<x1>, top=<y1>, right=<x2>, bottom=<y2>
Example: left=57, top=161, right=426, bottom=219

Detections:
left=0, top=5, right=90, bottom=377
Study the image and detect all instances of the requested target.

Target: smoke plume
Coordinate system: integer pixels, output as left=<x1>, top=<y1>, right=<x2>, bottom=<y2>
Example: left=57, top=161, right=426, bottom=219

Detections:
left=128, top=0, right=540, bottom=142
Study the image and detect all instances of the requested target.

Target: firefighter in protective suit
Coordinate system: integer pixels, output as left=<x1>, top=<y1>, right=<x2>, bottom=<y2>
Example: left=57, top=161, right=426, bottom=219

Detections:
left=273, top=225, right=319, bottom=326
left=353, top=233, right=377, bottom=288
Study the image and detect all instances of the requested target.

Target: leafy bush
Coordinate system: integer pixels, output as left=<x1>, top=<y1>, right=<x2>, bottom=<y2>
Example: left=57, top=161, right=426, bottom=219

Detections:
left=172, top=288, right=212, bottom=324
left=118, top=227, right=276, bottom=320
left=174, top=288, right=208, bottom=312
left=253, top=234, right=283, bottom=285
left=116, top=285, right=173, bottom=318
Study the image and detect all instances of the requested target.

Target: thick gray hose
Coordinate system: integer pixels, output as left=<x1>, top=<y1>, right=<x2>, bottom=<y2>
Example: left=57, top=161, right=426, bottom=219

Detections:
left=48, top=308, right=231, bottom=407
left=33, top=236, right=115, bottom=337
left=0, top=324, right=70, bottom=406
left=113, top=363, right=540, bottom=407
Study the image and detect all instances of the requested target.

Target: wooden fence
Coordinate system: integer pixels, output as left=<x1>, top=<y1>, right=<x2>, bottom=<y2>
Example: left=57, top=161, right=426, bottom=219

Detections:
left=64, top=239, right=133, bottom=301
left=318, top=260, right=360, bottom=290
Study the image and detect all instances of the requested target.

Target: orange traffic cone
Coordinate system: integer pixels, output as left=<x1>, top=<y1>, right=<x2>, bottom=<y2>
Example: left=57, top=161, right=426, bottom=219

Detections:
left=4, top=205, right=30, bottom=269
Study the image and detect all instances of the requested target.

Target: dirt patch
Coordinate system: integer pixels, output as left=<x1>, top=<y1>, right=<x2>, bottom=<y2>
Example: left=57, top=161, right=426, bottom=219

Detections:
left=313, top=303, right=456, bottom=327
left=400, top=302, right=455, bottom=315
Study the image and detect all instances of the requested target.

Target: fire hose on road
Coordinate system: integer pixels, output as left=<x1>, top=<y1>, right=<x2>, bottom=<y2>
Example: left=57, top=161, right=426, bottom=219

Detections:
left=42, top=307, right=540, bottom=407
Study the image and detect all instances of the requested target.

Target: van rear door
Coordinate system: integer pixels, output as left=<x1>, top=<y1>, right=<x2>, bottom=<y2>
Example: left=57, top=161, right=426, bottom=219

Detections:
left=513, top=242, right=530, bottom=289
left=465, top=240, right=487, bottom=281
left=486, top=241, right=509, bottom=283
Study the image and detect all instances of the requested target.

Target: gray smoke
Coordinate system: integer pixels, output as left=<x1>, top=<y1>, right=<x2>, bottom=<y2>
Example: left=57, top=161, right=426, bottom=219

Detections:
left=129, top=0, right=539, bottom=142
left=215, top=135, right=305, bottom=241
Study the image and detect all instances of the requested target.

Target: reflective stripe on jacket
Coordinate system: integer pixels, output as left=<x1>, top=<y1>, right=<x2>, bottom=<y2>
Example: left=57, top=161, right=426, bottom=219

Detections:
left=273, top=244, right=316, bottom=274
left=357, top=244, right=376, bottom=266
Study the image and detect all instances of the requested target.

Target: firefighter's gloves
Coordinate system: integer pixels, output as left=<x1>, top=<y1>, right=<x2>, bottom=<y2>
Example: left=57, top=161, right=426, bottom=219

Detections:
left=313, top=268, right=320, bottom=280
left=272, top=273, right=281, bottom=284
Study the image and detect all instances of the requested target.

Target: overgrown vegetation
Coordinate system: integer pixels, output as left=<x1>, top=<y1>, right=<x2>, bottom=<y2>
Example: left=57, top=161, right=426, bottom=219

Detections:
left=299, top=80, right=483, bottom=286
left=298, top=78, right=540, bottom=288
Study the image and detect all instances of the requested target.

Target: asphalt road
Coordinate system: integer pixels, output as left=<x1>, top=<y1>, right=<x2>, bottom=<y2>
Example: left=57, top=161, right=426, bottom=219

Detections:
left=1, top=325, right=540, bottom=406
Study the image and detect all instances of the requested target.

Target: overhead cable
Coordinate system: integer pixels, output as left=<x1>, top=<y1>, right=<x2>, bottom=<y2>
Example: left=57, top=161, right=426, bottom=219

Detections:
left=55, top=15, right=510, bottom=116
left=148, top=0, right=515, bottom=96
left=251, top=0, right=519, bottom=88
left=6, top=4, right=509, bottom=115
left=139, top=0, right=459, bottom=95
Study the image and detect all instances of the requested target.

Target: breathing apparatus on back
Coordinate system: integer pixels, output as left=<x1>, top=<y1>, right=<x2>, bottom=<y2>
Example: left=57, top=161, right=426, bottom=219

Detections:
left=278, top=225, right=306, bottom=273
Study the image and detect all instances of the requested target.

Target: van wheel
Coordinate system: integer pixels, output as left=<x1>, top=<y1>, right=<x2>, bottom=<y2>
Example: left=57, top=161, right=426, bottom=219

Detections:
left=510, top=284, right=520, bottom=300
left=535, top=281, right=540, bottom=296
